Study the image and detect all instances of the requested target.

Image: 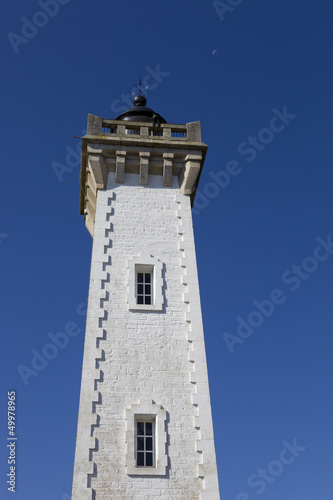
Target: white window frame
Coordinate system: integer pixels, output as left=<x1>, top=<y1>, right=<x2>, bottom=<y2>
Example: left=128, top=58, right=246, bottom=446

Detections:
left=136, top=265, right=153, bottom=306
left=125, top=401, right=168, bottom=476
left=135, top=417, right=155, bottom=468
left=127, top=255, right=164, bottom=311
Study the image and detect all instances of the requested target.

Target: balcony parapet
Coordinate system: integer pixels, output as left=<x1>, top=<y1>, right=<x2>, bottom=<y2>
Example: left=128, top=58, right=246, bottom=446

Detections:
left=87, top=114, right=203, bottom=144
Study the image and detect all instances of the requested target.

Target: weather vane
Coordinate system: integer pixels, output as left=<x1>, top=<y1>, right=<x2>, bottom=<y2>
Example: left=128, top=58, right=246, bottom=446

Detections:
left=134, top=76, right=148, bottom=96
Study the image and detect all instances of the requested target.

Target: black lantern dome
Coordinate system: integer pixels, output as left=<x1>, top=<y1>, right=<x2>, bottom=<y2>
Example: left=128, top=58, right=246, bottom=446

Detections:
left=116, top=93, right=167, bottom=123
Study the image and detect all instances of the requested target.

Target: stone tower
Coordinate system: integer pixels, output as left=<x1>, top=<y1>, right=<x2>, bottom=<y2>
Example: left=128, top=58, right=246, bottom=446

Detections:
left=71, top=93, right=220, bottom=499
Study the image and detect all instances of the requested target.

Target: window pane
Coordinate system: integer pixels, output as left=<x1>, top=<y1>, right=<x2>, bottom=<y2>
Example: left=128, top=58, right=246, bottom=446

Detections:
left=137, top=452, right=144, bottom=466
left=137, top=295, right=143, bottom=304
left=137, top=437, right=144, bottom=450
left=145, top=284, right=151, bottom=294
left=145, top=422, right=153, bottom=435
left=137, top=422, right=144, bottom=435
left=138, top=284, right=143, bottom=294
left=146, top=452, right=153, bottom=466
left=145, top=296, right=151, bottom=305
left=145, top=273, right=151, bottom=283
left=146, top=437, right=153, bottom=451
left=137, top=273, right=143, bottom=283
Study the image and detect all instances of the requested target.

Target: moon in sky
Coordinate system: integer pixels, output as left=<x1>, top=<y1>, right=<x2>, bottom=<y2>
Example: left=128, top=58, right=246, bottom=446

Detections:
left=212, top=49, right=218, bottom=55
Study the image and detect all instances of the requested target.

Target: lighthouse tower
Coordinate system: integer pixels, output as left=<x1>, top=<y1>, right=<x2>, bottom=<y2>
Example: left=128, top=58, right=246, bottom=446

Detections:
left=71, top=92, right=220, bottom=500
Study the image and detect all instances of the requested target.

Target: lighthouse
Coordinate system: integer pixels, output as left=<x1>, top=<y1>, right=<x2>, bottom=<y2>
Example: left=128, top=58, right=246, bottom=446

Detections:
left=71, top=91, right=220, bottom=499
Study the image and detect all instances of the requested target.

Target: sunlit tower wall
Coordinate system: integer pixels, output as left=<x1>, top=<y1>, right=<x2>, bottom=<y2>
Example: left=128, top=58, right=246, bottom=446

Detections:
left=71, top=94, right=220, bottom=500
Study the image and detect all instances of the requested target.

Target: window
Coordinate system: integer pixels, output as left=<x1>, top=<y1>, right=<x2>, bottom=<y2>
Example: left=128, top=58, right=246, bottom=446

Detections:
left=125, top=401, right=168, bottom=476
left=127, top=255, right=164, bottom=311
left=136, top=419, right=155, bottom=467
left=136, top=270, right=152, bottom=305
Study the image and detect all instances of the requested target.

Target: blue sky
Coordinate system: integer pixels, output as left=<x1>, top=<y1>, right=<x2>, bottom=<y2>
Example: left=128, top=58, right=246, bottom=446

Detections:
left=1, top=1, right=333, bottom=499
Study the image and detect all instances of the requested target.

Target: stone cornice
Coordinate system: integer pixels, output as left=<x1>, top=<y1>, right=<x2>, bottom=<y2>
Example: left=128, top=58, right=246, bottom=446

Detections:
left=80, top=116, right=207, bottom=236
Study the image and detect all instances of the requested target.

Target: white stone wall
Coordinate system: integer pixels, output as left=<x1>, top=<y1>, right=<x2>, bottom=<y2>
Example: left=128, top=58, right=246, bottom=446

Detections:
left=71, top=172, right=220, bottom=500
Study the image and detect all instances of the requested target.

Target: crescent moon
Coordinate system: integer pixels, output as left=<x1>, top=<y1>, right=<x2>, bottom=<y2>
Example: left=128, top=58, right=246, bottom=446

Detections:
left=212, top=49, right=218, bottom=56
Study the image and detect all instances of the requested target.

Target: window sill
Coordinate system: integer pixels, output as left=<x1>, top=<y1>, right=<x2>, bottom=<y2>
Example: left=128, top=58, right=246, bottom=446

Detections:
left=126, top=465, right=167, bottom=476
left=129, top=303, right=163, bottom=312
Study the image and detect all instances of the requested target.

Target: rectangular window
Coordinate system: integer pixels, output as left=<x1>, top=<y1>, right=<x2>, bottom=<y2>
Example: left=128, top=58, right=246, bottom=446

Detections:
left=137, top=271, right=152, bottom=305
left=125, top=401, right=167, bottom=475
left=127, top=256, right=163, bottom=312
left=136, top=420, right=155, bottom=467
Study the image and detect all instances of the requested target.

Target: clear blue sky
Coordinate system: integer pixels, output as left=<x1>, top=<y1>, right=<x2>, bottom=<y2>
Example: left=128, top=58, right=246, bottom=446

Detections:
left=1, top=1, right=333, bottom=499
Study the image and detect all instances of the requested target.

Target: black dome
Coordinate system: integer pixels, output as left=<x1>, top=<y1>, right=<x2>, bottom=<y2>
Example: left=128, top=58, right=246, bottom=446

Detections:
left=116, top=94, right=167, bottom=123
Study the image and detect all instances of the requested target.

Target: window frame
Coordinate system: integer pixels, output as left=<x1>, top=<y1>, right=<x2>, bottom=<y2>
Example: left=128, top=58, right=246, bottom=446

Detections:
left=127, top=255, right=164, bottom=311
left=136, top=266, right=153, bottom=306
left=125, top=401, right=168, bottom=476
left=135, top=417, right=155, bottom=468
